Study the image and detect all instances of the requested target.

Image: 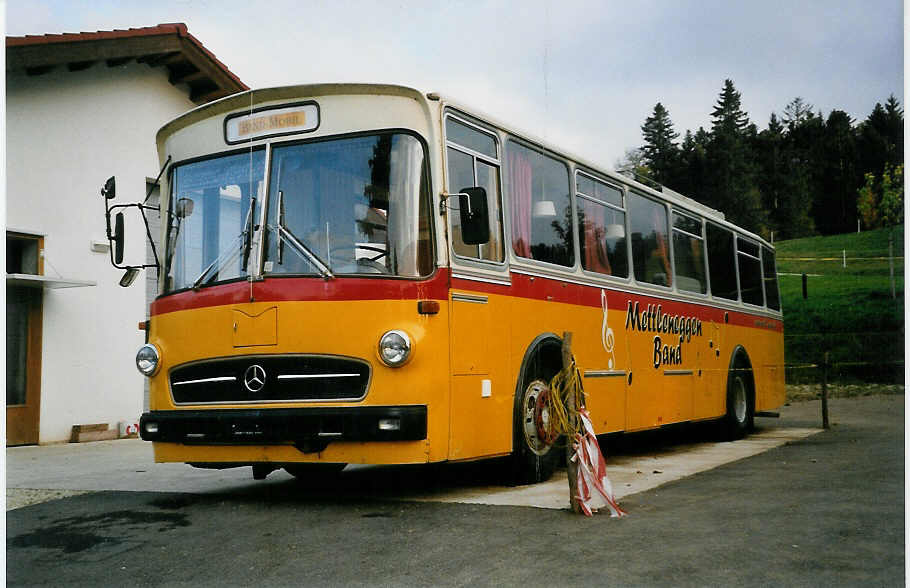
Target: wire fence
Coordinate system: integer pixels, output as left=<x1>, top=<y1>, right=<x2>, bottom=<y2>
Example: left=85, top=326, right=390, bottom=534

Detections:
left=783, top=331, right=904, bottom=384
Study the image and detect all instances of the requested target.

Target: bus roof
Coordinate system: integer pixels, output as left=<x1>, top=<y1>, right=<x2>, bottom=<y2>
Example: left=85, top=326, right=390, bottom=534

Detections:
left=157, top=82, right=772, bottom=250
left=156, top=82, right=428, bottom=145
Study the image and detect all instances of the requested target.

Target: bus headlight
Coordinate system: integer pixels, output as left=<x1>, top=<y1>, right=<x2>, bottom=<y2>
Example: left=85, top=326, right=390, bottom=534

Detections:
left=136, top=343, right=161, bottom=377
left=378, top=330, right=411, bottom=367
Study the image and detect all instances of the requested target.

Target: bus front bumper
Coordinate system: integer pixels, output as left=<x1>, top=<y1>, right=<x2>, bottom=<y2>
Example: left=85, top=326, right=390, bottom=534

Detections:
left=139, top=406, right=427, bottom=451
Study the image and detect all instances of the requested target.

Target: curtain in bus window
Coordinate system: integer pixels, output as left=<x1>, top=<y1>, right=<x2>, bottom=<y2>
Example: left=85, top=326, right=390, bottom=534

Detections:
left=387, top=135, right=425, bottom=277
left=508, top=149, right=532, bottom=258
left=653, top=209, right=672, bottom=286
left=585, top=218, right=612, bottom=274
left=578, top=198, right=611, bottom=275
left=507, top=141, right=573, bottom=266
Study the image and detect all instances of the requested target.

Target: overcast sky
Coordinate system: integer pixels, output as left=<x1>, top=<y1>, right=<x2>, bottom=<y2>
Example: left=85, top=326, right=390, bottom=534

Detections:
left=7, top=0, right=904, bottom=171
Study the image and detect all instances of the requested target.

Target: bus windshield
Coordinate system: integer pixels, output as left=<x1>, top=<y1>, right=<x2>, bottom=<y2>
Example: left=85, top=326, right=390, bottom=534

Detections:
left=263, top=132, right=432, bottom=279
left=163, top=132, right=433, bottom=293
left=165, top=150, right=266, bottom=293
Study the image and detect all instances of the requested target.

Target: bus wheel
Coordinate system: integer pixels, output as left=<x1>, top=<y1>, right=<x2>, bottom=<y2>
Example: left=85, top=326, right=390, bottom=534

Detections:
left=723, top=357, right=754, bottom=440
left=284, top=463, right=347, bottom=480
left=511, top=373, right=559, bottom=485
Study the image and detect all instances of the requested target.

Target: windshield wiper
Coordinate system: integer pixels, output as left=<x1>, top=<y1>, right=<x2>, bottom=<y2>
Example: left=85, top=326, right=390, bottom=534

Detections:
left=270, top=190, right=334, bottom=280
left=271, top=223, right=335, bottom=280
left=191, top=197, right=257, bottom=290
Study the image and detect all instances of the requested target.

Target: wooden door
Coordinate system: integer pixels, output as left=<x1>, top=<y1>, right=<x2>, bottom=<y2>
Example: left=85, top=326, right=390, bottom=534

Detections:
left=7, top=285, right=42, bottom=446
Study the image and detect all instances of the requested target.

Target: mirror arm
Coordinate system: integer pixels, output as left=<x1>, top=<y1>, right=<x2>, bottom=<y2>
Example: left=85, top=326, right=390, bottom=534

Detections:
left=440, top=192, right=468, bottom=214
left=106, top=202, right=161, bottom=272
left=141, top=203, right=161, bottom=278
left=143, top=155, right=171, bottom=205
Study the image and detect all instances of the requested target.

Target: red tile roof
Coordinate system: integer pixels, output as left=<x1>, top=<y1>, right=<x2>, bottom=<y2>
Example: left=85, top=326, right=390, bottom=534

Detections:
left=7, top=23, right=248, bottom=103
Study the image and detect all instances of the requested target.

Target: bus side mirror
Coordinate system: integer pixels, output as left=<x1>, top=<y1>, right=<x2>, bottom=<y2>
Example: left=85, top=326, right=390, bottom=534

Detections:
left=102, top=176, right=116, bottom=200
left=119, top=267, right=140, bottom=287
left=114, top=212, right=125, bottom=264
left=459, top=187, right=490, bottom=245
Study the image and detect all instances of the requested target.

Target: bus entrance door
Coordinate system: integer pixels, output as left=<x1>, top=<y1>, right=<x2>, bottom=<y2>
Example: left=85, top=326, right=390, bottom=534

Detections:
left=448, top=288, right=511, bottom=460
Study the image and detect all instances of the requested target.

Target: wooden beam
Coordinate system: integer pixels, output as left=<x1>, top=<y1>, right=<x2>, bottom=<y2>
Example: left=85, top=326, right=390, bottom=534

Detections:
left=142, top=51, right=183, bottom=67
left=169, top=67, right=206, bottom=85
left=190, top=86, right=230, bottom=105
left=7, top=35, right=181, bottom=70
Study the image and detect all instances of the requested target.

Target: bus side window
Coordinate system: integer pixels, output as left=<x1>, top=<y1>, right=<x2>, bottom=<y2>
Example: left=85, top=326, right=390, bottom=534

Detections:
left=627, top=191, right=671, bottom=287
left=445, top=117, right=504, bottom=263
left=737, top=237, right=764, bottom=306
left=706, top=223, right=738, bottom=300
left=506, top=141, right=573, bottom=267
left=672, top=211, right=707, bottom=294
left=575, top=173, right=628, bottom=278
left=761, top=246, right=781, bottom=310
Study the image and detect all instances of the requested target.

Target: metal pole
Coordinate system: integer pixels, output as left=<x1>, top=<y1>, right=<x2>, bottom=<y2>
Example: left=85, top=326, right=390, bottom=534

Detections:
left=821, top=351, right=829, bottom=429
left=889, top=230, right=896, bottom=299
left=802, top=273, right=808, bottom=299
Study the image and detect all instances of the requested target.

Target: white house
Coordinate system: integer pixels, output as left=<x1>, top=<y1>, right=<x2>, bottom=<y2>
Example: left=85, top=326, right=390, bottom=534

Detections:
left=6, top=23, right=247, bottom=444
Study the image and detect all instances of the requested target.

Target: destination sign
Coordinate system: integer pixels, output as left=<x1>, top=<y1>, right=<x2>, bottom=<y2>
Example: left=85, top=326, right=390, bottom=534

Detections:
left=224, top=103, right=319, bottom=144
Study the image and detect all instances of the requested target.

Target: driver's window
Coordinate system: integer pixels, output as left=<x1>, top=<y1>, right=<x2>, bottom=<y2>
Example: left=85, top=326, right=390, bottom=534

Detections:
left=445, top=116, right=504, bottom=262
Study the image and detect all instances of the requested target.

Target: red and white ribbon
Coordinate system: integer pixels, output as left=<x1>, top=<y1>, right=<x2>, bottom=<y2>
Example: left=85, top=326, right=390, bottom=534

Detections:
left=571, top=407, right=626, bottom=517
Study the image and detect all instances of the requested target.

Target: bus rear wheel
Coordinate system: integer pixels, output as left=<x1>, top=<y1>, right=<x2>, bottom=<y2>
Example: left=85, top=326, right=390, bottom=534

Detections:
left=511, top=372, right=560, bottom=485
left=723, top=358, right=754, bottom=440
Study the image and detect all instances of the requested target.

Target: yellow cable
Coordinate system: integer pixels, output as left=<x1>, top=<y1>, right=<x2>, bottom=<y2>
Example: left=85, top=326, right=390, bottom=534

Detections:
left=544, top=356, right=586, bottom=439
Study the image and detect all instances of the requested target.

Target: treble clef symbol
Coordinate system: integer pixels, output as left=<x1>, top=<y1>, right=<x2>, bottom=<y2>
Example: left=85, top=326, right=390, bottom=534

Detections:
left=601, top=289, right=616, bottom=370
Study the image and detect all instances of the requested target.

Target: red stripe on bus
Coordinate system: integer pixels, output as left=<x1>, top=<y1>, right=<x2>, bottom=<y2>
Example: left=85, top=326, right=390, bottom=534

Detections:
left=150, top=270, right=450, bottom=315
left=452, top=272, right=782, bottom=331
left=151, top=267, right=782, bottom=332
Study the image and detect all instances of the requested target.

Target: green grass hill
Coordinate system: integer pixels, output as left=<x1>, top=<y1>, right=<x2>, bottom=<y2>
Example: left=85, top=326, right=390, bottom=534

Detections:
left=774, top=226, right=904, bottom=383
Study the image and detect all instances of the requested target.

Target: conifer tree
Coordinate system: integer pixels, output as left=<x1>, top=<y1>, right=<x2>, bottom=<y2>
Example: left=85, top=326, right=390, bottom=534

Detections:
left=705, top=79, right=764, bottom=232
left=640, top=102, right=680, bottom=187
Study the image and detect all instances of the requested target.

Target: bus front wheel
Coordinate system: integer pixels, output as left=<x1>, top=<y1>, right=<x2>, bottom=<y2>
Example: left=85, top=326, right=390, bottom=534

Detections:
left=511, top=368, right=560, bottom=485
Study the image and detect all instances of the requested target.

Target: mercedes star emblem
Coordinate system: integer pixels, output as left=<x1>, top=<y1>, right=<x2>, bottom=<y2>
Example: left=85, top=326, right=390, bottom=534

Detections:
left=243, top=364, right=267, bottom=393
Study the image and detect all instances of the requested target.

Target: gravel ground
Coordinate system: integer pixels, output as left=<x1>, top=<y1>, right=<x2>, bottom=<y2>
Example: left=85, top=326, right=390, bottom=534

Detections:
left=6, top=489, right=91, bottom=511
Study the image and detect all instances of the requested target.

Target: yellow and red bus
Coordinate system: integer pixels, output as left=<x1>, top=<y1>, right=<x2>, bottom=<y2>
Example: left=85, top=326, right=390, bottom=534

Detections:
left=108, top=84, right=784, bottom=483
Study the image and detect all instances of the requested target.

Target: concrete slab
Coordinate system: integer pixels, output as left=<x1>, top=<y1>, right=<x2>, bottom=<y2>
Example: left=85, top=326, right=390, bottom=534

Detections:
left=402, top=427, right=821, bottom=509
left=7, top=424, right=821, bottom=511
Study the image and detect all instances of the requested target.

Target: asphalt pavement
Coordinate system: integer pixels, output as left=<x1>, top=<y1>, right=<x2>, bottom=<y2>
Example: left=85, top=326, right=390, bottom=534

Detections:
left=6, top=394, right=905, bottom=586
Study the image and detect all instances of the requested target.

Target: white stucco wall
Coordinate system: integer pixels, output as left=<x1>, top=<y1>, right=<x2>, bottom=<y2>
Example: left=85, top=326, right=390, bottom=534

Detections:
left=7, top=62, right=196, bottom=443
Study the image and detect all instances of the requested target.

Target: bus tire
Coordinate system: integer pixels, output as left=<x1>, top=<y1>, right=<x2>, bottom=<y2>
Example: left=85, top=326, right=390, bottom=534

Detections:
left=511, top=360, right=560, bottom=485
left=722, top=349, right=754, bottom=440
